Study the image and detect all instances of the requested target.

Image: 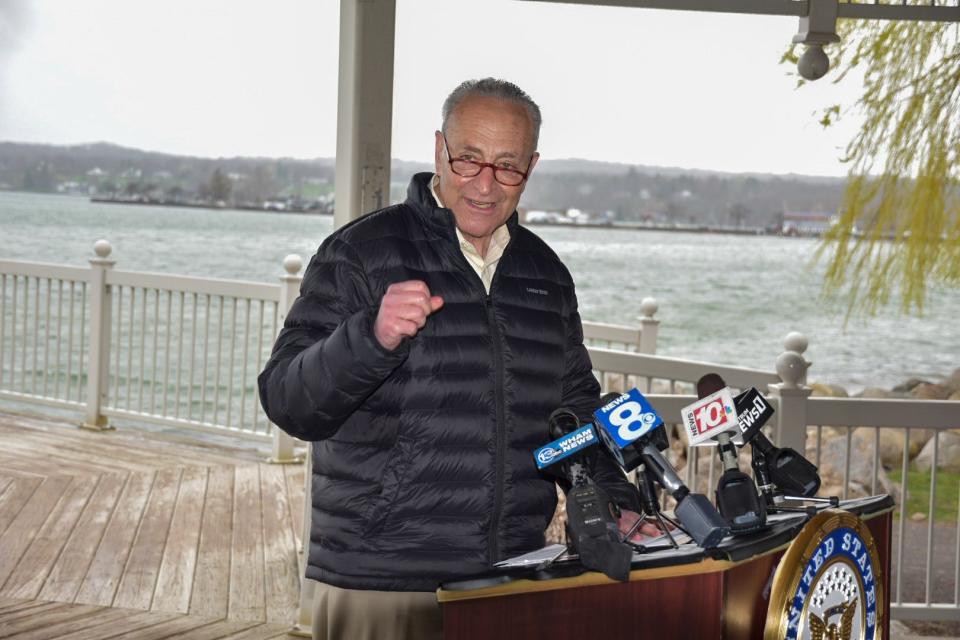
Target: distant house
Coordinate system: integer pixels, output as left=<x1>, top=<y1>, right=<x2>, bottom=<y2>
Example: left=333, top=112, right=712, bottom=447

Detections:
left=523, top=208, right=600, bottom=225
left=524, top=209, right=564, bottom=224
left=781, top=211, right=835, bottom=235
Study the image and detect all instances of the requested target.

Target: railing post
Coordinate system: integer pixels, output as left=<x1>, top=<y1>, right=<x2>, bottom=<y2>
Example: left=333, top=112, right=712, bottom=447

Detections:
left=768, top=333, right=812, bottom=452
left=268, top=253, right=304, bottom=464
left=783, top=330, right=811, bottom=386
left=81, top=240, right=115, bottom=431
left=292, top=444, right=316, bottom=637
left=637, top=297, right=659, bottom=354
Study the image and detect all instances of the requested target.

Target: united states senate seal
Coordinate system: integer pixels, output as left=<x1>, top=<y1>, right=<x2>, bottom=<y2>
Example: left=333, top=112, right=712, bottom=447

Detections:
left=764, top=509, right=885, bottom=640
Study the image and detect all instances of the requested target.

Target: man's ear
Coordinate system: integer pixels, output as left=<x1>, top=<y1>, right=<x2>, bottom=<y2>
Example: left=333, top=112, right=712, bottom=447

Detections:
left=434, top=130, right=445, bottom=173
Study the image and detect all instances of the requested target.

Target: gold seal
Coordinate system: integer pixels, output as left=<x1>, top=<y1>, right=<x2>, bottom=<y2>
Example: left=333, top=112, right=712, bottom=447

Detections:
left=764, top=509, right=885, bottom=640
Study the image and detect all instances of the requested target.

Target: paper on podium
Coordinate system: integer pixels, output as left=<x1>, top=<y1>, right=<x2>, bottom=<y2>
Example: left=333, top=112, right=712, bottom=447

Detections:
left=493, top=543, right=567, bottom=568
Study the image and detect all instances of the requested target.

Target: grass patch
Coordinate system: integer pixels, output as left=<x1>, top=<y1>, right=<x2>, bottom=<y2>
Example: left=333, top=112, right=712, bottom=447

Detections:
left=888, top=468, right=960, bottom=523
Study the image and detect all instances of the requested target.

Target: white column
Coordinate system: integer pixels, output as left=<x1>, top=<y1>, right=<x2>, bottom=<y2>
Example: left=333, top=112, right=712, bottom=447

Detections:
left=81, top=240, right=115, bottom=431
left=269, top=254, right=304, bottom=465
left=637, top=297, right=659, bottom=354
left=334, top=0, right=397, bottom=230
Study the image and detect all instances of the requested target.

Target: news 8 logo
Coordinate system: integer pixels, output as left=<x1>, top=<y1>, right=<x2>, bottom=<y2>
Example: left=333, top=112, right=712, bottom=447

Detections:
left=592, top=388, right=663, bottom=448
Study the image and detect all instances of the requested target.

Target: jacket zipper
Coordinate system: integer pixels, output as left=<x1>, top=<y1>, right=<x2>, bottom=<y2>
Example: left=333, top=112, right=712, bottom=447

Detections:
left=443, top=226, right=513, bottom=565
left=485, top=293, right=506, bottom=564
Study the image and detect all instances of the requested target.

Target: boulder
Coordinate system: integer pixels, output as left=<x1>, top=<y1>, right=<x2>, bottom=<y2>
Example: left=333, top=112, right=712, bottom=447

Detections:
left=911, top=382, right=952, bottom=401
left=859, top=427, right=927, bottom=467
left=811, top=428, right=896, bottom=499
left=893, top=378, right=930, bottom=394
left=809, top=382, right=849, bottom=398
left=946, top=367, right=960, bottom=394
left=846, top=388, right=934, bottom=459
left=853, top=387, right=910, bottom=400
left=650, top=379, right=675, bottom=395
left=667, top=428, right=687, bottom=469
left=601, top=372, right=626, bottom=395
left=914, top=431, right=960, bottom=473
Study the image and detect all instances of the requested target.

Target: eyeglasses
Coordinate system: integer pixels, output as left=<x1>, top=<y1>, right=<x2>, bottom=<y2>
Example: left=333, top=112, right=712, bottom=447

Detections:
left=441, top=134, right=532, bottom=187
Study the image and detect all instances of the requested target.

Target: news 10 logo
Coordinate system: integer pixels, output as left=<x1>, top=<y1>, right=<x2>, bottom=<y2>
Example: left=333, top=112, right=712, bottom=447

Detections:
left=681, top=387, right=739, bottom=447
left=592, top=388, right=663, bottom=448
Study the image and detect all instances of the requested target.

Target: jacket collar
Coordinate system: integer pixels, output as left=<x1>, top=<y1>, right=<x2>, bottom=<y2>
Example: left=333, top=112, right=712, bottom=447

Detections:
left=406, top=172, right=519, bottom=242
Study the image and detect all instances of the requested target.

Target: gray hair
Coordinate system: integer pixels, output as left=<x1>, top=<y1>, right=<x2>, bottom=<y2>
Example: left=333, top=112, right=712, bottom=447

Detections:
left=441, top=78, right=542, bottom=150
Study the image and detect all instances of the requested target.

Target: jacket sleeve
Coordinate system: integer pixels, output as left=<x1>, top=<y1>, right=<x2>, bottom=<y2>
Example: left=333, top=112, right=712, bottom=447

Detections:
left=561, top=295, right=642, bottom=514
left=257, top=235, right=409, bottom=441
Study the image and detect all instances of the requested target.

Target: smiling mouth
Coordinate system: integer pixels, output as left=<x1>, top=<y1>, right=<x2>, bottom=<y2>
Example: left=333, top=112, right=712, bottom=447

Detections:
left=467, top=199, right=495, bottom=210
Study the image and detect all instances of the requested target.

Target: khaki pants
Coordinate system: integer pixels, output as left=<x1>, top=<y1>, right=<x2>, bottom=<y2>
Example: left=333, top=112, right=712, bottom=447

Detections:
left=312, top=582, right=442, bottom=640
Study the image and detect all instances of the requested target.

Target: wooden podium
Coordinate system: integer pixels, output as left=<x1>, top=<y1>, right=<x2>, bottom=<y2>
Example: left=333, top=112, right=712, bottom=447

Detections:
left=438, top=497, right=892, bottom=640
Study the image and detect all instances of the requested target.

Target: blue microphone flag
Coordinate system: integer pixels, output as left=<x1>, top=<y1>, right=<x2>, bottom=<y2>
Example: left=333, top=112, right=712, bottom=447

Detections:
left=592, top=388, right=664, bottom=449
left=533, top=424, right=598, bottom=470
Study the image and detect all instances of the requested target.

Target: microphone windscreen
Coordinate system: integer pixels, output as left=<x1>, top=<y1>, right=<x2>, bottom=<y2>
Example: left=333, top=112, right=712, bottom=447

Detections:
left=696, top=373, right=726, bottom=400
left=548, top=408, right=581, bottom=440
left=598, top=392, right=622, bottom=406
left=716, top=469, right=767, bottom=534
left=675, top=493, right=729, bottom=549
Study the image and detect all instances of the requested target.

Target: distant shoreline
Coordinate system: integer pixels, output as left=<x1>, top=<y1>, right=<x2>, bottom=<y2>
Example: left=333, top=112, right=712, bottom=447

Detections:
left=90, top=196, right=331, bottom=215
left=524, top=220, right=805, bottom=237
left=87, top=195, right=816, bottom=238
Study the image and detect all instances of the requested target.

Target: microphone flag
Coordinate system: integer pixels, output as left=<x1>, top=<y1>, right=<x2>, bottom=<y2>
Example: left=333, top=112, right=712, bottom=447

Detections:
left=680, top=387, right=740, bottom=447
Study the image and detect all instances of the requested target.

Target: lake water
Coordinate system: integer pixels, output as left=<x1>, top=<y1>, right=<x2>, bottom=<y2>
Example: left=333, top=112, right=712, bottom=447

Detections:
left=2, top=191, right=957, bottom=393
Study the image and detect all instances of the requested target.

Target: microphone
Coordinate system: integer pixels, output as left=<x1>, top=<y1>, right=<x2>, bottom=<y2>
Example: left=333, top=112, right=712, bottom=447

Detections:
left=546, top=408, right=597, bottom=488
left=543, top=408, right=632, bottom=582
left=732, top=387, right=821, bottom=500
left=593, top=389, right=729, bottom=549
left=683, top=374, right=767, bottom=535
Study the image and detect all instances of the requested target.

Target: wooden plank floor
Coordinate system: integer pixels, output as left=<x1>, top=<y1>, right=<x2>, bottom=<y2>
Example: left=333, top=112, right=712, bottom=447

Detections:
left=0, top=597, right=292, bottom=639
left=0, top=410, right=306, bottom=638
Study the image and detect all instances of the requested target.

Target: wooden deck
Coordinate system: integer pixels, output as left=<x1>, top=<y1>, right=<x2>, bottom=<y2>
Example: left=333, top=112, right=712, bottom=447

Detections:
left=0, top=410, right=306, bottom=639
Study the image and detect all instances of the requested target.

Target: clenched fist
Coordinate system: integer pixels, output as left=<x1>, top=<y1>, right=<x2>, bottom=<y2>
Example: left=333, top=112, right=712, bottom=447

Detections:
left=374, top=280, right=444, bottom=351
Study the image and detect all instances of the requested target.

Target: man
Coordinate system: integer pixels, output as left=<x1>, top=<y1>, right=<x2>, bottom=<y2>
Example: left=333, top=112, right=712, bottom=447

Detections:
left=258, top=78, right=640, bottom=640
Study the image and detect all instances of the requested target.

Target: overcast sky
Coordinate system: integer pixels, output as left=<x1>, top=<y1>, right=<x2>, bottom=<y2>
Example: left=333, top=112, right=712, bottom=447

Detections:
left=0, top=0, right=865, bottom=176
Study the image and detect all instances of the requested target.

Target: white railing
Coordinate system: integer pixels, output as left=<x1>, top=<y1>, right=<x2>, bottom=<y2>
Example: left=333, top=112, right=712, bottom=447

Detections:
left=581, top=297, right=660, bottom=354
left=803, top=398, right=960, bottom=621
left=0, top=240, right=304, bottom=460
left=3, top=242, right=958, bottom=624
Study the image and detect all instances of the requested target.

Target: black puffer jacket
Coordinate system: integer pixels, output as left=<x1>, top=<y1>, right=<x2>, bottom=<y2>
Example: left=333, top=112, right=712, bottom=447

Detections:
left=259, top=173, right=637, bottom=591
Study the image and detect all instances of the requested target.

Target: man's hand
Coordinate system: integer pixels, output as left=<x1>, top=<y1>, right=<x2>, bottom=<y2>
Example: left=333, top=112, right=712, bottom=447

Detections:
left=618, top=509, right=670, bottom=543
left=374, top=280, right=444, bottom=351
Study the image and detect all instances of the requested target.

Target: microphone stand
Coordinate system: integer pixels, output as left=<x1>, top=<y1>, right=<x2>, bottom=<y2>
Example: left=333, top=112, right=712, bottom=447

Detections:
left=622, top=464, right=683, bottom=551
left=750, top=438, right=838, bottom=514
left=770, top=495, right=840, bottom=515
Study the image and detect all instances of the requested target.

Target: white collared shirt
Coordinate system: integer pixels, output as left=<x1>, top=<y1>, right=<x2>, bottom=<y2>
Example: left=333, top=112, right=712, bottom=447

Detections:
left=429, top=175, right=510, bottom=294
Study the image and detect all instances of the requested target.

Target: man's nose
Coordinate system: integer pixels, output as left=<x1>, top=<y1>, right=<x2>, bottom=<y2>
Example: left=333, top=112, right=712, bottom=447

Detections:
left=473, top=165, right=496, bottom=193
